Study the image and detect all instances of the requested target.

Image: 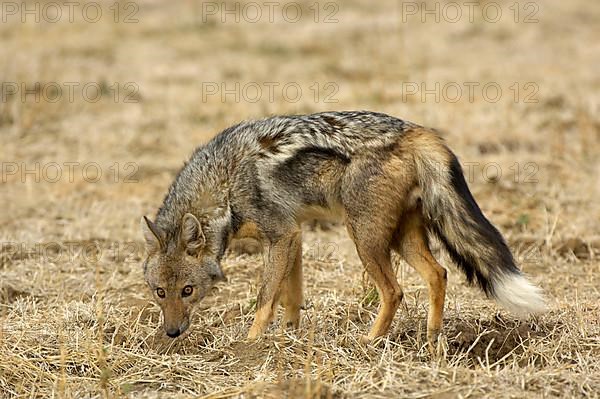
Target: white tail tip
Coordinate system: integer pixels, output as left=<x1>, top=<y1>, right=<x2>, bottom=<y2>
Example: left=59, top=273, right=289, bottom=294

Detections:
left=493, top=274, right=547, bottom=318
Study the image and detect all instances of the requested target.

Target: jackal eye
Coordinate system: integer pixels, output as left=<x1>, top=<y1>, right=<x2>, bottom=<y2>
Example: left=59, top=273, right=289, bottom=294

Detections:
left=156, top=288, right=166, bottom=298
left=182, top=285, right=193, bottom=297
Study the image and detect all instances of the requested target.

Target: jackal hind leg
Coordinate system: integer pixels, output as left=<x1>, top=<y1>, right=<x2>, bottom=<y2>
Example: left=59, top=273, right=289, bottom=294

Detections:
left=247, top=230, right=300, bottom=339
left=346, top=220, right=404, bottom=342
left=395, top=207, right=447, bottom=353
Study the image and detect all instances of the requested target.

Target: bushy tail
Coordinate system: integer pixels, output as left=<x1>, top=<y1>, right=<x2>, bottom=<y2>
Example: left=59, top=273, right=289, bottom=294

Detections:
left=412, top=132, right=547, bottom=317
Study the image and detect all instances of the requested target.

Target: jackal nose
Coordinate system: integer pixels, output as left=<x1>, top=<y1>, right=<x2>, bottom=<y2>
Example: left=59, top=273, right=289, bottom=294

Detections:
left=166, top=328, right=181, bottom=338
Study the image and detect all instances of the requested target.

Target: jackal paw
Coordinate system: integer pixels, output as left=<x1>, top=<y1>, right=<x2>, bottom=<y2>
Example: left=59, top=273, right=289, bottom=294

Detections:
left=282, top=314, right=300, bottom=330
left=247, top=325, right=265, bottom=340
left=360, top=334, right=372, bottom=345
left=285, top=320, right=299, bottom=329
left=360, top=334, right=385, bottom=346
left=427, top=329, right=442, bottom=355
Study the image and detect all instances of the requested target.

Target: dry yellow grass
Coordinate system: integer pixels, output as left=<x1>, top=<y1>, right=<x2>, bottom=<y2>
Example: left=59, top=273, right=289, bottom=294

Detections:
left=1, top=0, right=599, bottom=397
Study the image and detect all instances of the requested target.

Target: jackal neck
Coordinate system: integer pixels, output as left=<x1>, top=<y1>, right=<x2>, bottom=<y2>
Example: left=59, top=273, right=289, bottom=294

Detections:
left=154, top=143, right=240, bottom=253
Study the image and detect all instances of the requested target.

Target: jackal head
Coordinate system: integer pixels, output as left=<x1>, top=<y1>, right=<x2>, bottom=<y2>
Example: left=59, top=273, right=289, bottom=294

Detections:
left=140, top=213, right=226, bottom=338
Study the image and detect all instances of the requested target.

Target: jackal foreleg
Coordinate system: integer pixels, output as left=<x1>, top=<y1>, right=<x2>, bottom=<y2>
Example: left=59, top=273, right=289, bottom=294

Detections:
left=247, top=231, right=301, bottom=339
left=280, top=232, right=303, bottom=329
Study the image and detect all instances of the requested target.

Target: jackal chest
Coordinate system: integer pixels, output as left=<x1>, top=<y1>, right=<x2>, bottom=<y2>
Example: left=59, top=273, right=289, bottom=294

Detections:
left=232, top=220, right=262, bottom=240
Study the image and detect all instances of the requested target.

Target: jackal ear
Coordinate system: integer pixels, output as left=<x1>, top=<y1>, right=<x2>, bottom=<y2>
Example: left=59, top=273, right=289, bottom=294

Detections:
left=181, top=213, right=206, bottom=255
left=141, top=216, right=165, bottom=252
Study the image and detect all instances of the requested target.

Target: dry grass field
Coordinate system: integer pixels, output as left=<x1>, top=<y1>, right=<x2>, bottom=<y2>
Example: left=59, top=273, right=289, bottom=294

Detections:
left=1, top=0, right=599, bottom=397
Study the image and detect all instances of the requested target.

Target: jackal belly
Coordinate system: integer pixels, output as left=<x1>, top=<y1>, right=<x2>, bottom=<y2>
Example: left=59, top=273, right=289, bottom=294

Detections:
left=296, top=202, right=345, bottom=224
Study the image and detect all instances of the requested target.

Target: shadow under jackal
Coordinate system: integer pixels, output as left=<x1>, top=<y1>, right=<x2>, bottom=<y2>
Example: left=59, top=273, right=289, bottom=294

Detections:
left=141, top=111, right=546, bottom=347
